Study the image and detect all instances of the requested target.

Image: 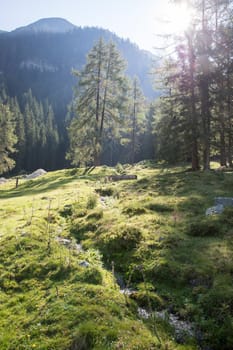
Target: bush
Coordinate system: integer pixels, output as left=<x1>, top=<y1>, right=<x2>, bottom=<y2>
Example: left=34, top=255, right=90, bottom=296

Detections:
left=59, top=204, right=73, bottom=217
left=130, top=290, right=164, bottom=309
left=86, top=194, right=97, bottom=209
left=115, top=162, right=125, bottom=174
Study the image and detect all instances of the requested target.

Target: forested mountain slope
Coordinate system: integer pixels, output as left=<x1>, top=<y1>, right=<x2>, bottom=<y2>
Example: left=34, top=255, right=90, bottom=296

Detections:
left=0, top=18, right=155, bottom=119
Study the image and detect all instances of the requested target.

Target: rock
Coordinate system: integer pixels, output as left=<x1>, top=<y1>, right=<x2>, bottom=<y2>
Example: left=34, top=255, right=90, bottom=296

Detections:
left=138, top=307, right=150, bottom=319
left=79, top=260, right=90, bottom=268
left=120, top=288, right=137, bottom=296
left=205, top=204, right=224, bottom=216
left=214, top=197, right=233, bottom=207
left=206, top=197, right=233, bottom=216
left=56, top=236, right=83, bottom=252
left=56, top=237, right=71, bottom=245
left=0, top=177, right=7, bottom=184
left=75, top=244, right=82, bottom=252
left=107, top=175, right=137, bottom=181
left=26, top=169, right=47, bottom=179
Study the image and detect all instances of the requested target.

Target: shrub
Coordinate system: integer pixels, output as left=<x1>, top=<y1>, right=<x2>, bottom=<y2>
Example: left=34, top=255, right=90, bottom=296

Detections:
left=130, top=290, right=164, bottom=309
left=115, top=162, right=125, bottom=174
left=86, top=194, right=97, bottom=209
left=59, top=204, right=73, bottom=217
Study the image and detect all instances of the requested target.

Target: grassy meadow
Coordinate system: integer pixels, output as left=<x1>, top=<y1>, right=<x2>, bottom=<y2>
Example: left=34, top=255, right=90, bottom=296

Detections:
left=0, top=162, right=233, bottom=349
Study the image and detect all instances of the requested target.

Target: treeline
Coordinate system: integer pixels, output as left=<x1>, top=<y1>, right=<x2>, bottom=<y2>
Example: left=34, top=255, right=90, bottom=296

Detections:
left=0, top=73, right=155, bottom=175
left=154, top=0, right=233, bottom=170
left=2, top=0, right=233, bottom=175
left=0, top=88, right=59, bottom=174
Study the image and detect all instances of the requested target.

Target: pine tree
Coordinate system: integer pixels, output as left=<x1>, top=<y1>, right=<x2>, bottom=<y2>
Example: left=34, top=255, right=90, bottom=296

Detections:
left=128, top=77, right=146, bottom=164
left=44, top=100, right=59, bottom=169
left=0, top=103, right=17, bottom=174
left=11, top=97, right=25, bottom=172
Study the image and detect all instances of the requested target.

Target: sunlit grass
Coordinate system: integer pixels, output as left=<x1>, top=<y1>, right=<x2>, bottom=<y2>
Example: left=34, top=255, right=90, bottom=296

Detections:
left=0, top=162, right=233, bottom=349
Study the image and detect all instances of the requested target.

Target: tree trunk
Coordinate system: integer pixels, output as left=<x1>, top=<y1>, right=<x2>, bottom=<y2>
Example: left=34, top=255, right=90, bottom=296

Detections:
left=200, top=0, right=211, bottom=171
left=226, top=54, right=233, bottom=167
left=131, top=81, right=137, bottom=164
left=187, top=33, right=199, bottom=171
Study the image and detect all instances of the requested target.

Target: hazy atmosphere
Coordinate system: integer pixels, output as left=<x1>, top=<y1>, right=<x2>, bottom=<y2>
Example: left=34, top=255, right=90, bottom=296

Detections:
left=1, top=0, right=186, bottom=51
left=1, top=0, right=233, bottom=349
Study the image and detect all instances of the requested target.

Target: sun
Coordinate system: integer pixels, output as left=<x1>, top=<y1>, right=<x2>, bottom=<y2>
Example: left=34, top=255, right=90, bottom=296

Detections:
left=156, top=2, right=193, bottom=35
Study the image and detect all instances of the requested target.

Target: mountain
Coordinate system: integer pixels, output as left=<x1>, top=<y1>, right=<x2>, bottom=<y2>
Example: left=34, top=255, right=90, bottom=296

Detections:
left=13, top=18, right=77, bottom=34
left=0, top=18, right=155, bottom=120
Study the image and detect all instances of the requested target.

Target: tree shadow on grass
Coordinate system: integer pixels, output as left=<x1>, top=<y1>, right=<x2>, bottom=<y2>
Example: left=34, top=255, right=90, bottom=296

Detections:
left=0, top=174, right=90, bottom=199
left=128, top=169, right=231, bottom=200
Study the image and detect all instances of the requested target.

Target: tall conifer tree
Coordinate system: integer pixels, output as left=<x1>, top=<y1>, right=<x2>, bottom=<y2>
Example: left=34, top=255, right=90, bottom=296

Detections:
left=67, top=38, right=128, bottom=166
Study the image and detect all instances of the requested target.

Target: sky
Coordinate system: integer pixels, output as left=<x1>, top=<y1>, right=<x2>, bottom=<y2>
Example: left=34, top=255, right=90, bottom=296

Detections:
left=0, top=0, right=183, bottom=52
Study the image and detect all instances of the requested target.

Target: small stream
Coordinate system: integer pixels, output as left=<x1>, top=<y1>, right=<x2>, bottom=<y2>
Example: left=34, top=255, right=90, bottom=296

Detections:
left=120, top=286, right=208, bottom=348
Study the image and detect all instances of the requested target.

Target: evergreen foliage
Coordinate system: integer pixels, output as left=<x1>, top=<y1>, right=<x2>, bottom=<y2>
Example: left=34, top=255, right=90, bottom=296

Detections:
left=154, top=0, right=233, bottom=170
left=67, top=39, right=129, bottom=166
left=0, top=99, right=17, bottom=174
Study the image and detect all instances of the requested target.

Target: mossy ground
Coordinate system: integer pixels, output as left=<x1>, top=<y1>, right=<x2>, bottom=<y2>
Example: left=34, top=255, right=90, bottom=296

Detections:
left=0, top=163, right=233, bottom=349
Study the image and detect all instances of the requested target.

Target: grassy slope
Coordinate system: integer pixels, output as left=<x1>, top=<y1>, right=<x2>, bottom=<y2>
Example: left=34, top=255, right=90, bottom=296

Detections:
left=0, top=163, right=232, bottom=349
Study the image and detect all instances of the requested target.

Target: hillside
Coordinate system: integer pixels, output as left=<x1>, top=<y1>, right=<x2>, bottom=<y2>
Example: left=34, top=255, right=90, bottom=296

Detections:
left=0, top=18, right=155, bottom=119
left=0, top=163, right=233, bottom=349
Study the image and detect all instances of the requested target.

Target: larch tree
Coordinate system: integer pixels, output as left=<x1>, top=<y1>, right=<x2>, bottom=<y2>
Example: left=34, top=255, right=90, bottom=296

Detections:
left=67, top=38, right=128, bottom=167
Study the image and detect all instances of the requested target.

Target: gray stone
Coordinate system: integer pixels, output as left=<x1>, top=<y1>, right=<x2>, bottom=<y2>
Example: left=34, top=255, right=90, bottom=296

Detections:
left=56, top=236, right=83, bottom=252
left=214, top=197, right=233, bottom=207
left=120, top=288, right=137, bottom=296
left=205, top=204, right=224, bottom=216
left=56, top=237, right=71, bottom=245
left=75, top=244, right=83, bottom=252
left=79, top=260, right=90, bottom=268
left=0, top=177, right=7, bottom=184
left=26, top=169, right=47, bottom=179
left=138, top=307, right=150, bottom=319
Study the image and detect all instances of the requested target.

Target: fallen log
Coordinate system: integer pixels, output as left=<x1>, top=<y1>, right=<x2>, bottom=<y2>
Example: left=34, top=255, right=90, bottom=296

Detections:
left=107, top=175, right=137, bottom=182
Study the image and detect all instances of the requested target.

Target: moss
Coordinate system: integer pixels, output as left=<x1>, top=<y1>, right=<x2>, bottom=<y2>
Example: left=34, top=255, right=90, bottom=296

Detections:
left=187, top=217, right=223, bottom=237
left=122, top=204, right=147, bottom=217
left=1, top=164, right=233, bottom=349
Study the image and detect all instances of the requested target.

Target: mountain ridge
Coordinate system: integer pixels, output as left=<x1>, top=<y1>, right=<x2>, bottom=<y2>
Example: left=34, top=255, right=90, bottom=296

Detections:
left=0, top=18, right=156, bottom=122
left=13, top=17, right=77, bottom=34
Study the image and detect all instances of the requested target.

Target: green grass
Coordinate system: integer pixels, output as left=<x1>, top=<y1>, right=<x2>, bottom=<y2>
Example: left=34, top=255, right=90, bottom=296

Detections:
left=0, top=163, right=233, bottom=349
